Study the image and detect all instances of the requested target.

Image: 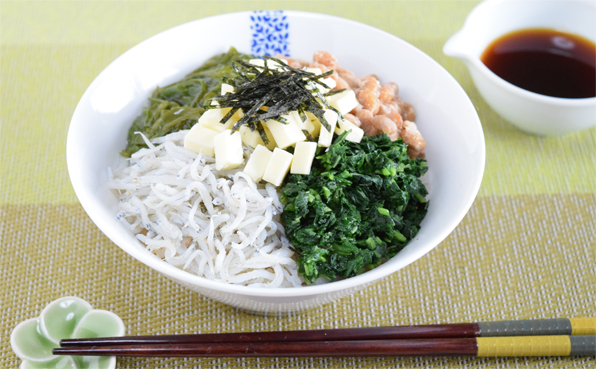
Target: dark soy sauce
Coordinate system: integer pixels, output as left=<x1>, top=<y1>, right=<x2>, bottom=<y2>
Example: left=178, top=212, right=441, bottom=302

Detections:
left=481, top=28, right=596, bottom=99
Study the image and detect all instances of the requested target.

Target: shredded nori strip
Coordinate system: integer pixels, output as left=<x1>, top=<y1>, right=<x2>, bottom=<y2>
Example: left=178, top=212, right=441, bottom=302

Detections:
left=255, top=121, right=270, bottom=145
left=324, top=88, right=347, bottom=97
left=212, top=56, right=340, bottom=132
left=302, top=130, right=315, bottom=142
left=121, top=50, right=342, bottom=157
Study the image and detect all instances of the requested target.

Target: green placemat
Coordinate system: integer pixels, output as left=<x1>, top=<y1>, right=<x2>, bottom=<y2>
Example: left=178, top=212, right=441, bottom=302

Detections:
left=2, top=1, right=595, bottom=368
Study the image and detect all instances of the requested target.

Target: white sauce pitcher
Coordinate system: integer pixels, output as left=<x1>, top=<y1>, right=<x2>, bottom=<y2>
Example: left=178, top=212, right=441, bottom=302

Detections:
left=443, top=0, right=596, bottom=136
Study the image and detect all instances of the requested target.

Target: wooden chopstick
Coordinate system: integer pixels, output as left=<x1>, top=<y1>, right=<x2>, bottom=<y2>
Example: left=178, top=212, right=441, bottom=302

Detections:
left=60, top=317, right=595, bottom=347
left=60, top=324, right=478, bottom=346
left=52, top=336, right=596, bottom=357
left=54, top=338, right=478, bottom=357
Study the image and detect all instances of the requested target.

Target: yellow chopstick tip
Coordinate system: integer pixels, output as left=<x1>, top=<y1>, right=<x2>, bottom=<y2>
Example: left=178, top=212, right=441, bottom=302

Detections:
left=569, top=317, right=596, bottom=335
left=477, top=336, right=571, bottom=357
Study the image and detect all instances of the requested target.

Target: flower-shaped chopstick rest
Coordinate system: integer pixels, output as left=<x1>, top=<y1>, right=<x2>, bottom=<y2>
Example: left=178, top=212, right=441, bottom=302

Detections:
left=10, top=296, right=124, bottom=369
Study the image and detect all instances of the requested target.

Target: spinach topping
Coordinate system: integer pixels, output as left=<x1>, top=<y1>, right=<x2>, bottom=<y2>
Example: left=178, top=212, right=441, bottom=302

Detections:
left=121, top=47, right=252, bottom=157
left=281, top=132, right=429, bottom=284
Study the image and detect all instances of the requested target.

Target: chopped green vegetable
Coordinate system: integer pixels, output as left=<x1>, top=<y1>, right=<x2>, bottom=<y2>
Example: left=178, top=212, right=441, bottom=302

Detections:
left=121, top=47, right=252, bottom=157
left=377, top=207, right=390, bottom=216
left=281, top=132, right=429, bottom=284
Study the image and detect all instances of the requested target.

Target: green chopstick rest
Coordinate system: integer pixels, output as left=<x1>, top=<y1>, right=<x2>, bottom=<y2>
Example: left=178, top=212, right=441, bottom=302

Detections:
left=10, top=296, right=124, bottom=369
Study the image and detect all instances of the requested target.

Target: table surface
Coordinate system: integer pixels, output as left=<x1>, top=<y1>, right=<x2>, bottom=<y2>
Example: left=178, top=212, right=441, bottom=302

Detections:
left=1, top=1, right=595, bottom=368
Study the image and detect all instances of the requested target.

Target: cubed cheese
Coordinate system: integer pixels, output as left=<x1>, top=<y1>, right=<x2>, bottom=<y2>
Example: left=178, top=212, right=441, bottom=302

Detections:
left=238, top=124, right=277, bottom=150
left=261, top=124, right=278, bottom=150
left=291, top=142, right=318, bottom=175
left=239, top=125, right=263, bottom=148
left=291, top=111, right=315, bottom=135
left=213, top=130, right=244, bottom=170
left=249, top=58, right=266, bottom=68
left=232, top=108, right=244, bottom=121
left=305, top=112, right=322, bottom=137
left=183, top=124, right=219, bottom=157
left=249, top=58, right=286, bottom=71
left=265, top=113, right=306, bottom=149
left=321, top=77, right=336, bottom=89
left=305, top=73, right=335, bottom=94
left=318, top=77, right=337, bottom=94
left=335, top=117, right=364, bottom=143
left=243, top=145, right=273, bottom=183
left=198, top=108, right=235, bottom=132
left=210, top=84, right=234, bottom=107
left=221, top=83, right=234, bottom=95
left=302, top=67, right=322, bottom=75
left=317, top=109, right=339, bottom=147
left=326, top=90, right=359, bottom=115
left=262, top=148, right=293, bottom=186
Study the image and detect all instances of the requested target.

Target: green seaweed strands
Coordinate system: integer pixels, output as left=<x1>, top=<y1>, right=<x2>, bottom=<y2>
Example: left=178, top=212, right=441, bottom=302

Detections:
left=281, top=132, right=430, bottom=284
left=121, top=47, right=252, bottom=157
left=210, top=56, right=345, bottom=134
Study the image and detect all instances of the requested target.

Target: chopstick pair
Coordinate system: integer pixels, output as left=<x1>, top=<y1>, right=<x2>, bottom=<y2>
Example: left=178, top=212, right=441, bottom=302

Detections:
left=54, top=317, right=596, bottom=358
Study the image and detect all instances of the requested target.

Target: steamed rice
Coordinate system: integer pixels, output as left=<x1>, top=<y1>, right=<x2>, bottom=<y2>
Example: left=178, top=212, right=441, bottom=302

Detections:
left=108, top=130, right=303, bottom=288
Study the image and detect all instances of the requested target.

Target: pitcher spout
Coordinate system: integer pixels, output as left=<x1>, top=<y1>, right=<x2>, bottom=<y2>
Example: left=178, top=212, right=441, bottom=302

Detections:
left=443, top=30, right=475, bottom=63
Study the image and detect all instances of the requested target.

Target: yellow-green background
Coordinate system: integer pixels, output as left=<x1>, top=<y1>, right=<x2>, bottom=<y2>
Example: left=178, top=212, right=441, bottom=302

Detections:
left=1, top=1, right=594, bottom=368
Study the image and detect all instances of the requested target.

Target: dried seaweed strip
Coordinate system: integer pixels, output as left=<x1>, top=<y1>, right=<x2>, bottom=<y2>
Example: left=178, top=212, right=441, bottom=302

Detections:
left=324, top=88, right=347, bottom=97
left=255, top=121, right=270, bottom=144
left=214, top=56, right=341, bottom=132
left=220, top=107, right=239, bottom=124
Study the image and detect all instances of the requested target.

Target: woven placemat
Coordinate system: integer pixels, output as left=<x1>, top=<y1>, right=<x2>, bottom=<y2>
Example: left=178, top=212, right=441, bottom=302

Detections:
left=2, top=195, right=594, bottom=368
left=1, top=1, right=595, bottom=368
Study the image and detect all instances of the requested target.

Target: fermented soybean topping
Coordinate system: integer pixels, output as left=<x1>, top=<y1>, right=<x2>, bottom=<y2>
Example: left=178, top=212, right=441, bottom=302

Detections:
left=481, top=28, right=596, bottom=99
left=121, top=47, right=252, bottom=157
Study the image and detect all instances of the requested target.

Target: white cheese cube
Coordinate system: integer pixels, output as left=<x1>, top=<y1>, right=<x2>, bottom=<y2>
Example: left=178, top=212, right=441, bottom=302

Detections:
left=239, top=125, right=263, bottom=148
left=291, top=111, right=315, bottom=135
left=199, top=108, right=235, bottom=132
left=249, top=59, right=266, bottom=68
left=211, top=84, right=234, bottom=106
left=249, top=58, right=285, bottom=71
left=317, top=109, right=339, bottom=147
left=183, top=124, right=219, bottom=157
left=335, top=117, right=364, bottom=143
left=318, top=77, right=337, bottom=94
left=234, top=109, right=244, bottom=120
left=291, top=142, right=318, bottom=175
left=213, top=130, right=244, bottom=170
left=321, top=77, right=336, bottom=89
left=261, top=124, right=278, bottom=150
left=238, top=124, right=278, bottom=150
left=302, top=67, right=322, bottom=75
left=221, top=83, right=234, bottom=95
left=305, top=74, right=335, bottom=94
left=265, top=113, right=306, bottom=149
left=243, top=145, right=273, bottom=183
left=326, top=90, right=359, bottom=115
left=263, top=148, right=293, bottom=186
left=305, top=112, right=322, bottom=137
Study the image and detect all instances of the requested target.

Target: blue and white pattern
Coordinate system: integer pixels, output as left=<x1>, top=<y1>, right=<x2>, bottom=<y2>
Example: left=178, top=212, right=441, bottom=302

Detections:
left=250, top=11, right=290, bottom=56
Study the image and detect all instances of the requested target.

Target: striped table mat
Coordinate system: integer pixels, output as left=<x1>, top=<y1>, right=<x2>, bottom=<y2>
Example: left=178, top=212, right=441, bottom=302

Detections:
left=1, top=1, right=594, bottom=368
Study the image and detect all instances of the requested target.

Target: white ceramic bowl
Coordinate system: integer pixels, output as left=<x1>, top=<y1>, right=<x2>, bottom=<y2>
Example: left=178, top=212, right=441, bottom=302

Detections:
left=444, top=0, right=596, bottom=136
left=67, top=11, right=485, bottom=314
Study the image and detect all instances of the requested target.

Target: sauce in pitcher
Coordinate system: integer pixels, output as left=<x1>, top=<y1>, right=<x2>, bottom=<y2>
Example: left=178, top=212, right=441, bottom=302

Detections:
left=481, top=28, right=596, bottom=99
